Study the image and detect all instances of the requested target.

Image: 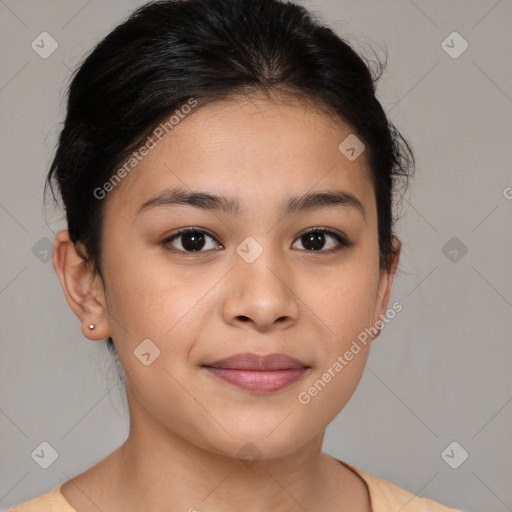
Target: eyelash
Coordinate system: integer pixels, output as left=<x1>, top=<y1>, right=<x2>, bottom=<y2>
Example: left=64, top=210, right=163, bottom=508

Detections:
left=161, top=227, right=351, bottom=255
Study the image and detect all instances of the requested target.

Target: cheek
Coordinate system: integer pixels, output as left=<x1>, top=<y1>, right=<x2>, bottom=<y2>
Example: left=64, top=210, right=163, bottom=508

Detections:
left=102, top=247, right=213, bottom=342
left=122, top=361, right=227, bottom=455
left=294, top=347, right=370, bottom=437
left=101, top=249, right=222, bottom=408
left=306, top=258, right=380, bottom=341
left=293, top=272, right=376, bottom=428
left=280, top=260, right=378, bottom=425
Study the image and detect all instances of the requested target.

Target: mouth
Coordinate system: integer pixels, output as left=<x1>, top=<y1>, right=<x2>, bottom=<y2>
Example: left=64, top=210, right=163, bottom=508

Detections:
left=201, top=352, right=310, bottom=393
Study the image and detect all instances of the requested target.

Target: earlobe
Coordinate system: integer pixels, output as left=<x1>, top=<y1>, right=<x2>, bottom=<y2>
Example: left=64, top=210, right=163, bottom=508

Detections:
left=52, top=229, right=110, bottom=341
left=371, top=235, right=401, bottom=339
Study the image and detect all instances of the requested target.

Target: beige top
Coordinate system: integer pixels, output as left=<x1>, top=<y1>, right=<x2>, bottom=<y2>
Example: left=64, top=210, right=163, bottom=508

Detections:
left=8, top=460, right=464, bottom=511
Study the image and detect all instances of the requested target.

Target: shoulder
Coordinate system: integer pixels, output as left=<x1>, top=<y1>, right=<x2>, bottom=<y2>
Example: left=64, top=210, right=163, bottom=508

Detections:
left=8, top=484, right=77, bottom=512
left=340, top=460, right=465, bottom=512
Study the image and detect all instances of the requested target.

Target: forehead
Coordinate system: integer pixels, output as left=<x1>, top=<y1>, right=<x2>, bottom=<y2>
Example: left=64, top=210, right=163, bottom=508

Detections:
left=104, top=92, right=374, bottom=219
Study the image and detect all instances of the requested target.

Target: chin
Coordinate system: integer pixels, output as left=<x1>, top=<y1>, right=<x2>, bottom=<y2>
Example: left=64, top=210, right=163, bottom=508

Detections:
left=194, top=422, right=318, bottom=463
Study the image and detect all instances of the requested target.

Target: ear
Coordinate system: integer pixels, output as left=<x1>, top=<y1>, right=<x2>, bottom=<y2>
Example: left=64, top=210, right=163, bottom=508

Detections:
left=52, top=229, right=111, bottom=341
left=371, top=235, right=401, bottom=340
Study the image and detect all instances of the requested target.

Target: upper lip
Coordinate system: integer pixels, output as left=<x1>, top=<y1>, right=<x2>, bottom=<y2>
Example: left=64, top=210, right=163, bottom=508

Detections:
left=203, top=352, right=309, bottom=371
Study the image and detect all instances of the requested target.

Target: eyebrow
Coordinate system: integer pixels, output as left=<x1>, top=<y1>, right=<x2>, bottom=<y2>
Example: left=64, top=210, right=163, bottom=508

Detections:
left=136, top=186, right=366, bottom=222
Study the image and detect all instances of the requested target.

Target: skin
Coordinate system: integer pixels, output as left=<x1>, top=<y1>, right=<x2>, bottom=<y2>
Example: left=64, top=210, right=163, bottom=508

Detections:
left=53, top=91, right=400, bottom=512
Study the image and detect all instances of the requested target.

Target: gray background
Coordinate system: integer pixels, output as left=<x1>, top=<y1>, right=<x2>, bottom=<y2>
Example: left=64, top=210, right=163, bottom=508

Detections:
left=1, top=1, right=511, bottom=511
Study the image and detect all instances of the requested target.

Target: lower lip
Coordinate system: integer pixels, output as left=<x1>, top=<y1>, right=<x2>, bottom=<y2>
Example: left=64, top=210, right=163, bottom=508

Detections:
left=204, top=367, right=307, bottom=392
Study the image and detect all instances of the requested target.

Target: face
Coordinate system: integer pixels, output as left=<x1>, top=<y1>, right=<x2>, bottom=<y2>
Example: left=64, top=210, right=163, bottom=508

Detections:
left=70, top=93, right=398, bottom=460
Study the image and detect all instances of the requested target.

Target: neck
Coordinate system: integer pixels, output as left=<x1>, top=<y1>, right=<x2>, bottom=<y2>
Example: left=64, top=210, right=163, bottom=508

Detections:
left=92, top=386, right=369, bottom=512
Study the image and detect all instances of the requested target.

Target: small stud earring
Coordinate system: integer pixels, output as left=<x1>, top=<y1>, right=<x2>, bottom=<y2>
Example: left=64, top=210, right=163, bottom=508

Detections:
left=88, top=324, right=95, bottom=330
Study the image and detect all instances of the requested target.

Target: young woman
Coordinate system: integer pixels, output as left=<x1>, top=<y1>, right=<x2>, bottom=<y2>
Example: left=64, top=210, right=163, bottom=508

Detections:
left=10, top=0, right=464, bottom=510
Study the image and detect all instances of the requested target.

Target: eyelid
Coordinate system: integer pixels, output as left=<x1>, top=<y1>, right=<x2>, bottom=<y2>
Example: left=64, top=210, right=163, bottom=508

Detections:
left=162, top=227, right=224, bottom=251
left=297, top=226, right=349, bottom=242
left=293, top=226, right=351, bottom=252
left=161, top=226, right=350, bottom=253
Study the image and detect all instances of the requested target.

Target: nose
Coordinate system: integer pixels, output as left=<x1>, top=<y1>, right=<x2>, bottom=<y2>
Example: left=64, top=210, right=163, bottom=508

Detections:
left=221, top=244, right=300, bottom=332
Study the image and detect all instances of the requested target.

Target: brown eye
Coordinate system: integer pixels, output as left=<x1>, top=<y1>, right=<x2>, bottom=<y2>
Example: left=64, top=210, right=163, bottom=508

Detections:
left=162, top=227, right=350, bottom=255
left=292, top=228, right=349, bottom=252
left=163, top=228, right=222, bottom=253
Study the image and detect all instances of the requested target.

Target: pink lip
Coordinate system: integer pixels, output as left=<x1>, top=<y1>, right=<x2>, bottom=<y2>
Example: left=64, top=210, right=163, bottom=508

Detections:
left=202, top=353, right=310, bottom=392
